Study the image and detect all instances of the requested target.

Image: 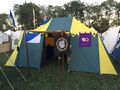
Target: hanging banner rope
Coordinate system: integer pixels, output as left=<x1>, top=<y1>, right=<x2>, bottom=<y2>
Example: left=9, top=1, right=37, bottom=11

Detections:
left=56, top=38, right=68, bottom=52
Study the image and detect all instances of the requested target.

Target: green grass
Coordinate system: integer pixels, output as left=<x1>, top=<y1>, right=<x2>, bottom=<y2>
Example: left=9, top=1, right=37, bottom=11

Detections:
left=0, top=52, right=120, bottom=90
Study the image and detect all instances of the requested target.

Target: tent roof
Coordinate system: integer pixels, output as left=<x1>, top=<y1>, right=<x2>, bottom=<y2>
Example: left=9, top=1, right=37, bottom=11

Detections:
left=31, top=17, right=97, bottom=35
left=46, top=17, right=72, bottom=32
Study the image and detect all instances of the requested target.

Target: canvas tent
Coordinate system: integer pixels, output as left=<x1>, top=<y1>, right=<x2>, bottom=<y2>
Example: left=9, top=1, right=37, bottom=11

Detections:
left=5, top=17, right=117, bottom=75
left=112, top=39, right=120, bottom=61
left=0, top=31, right=9, bottom=44
left=4, top=30, right=14, bottom=36
left=5, top=30, right=23, bottom=49
left=101, top=26, right=120, bottom=61
left=11, top=31, right=23, bottom=49
left=102, top=26, right=120, bottom=54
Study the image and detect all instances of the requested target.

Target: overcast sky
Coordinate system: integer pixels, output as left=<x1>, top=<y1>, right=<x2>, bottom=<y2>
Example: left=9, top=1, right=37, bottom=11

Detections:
left=0, top=0, right=120, bottom=14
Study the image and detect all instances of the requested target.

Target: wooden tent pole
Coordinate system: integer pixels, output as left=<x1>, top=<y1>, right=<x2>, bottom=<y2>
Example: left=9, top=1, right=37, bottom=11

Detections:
left=61, top=31, right=64, bottom=70
left=24, top=31, right=31, bottom=76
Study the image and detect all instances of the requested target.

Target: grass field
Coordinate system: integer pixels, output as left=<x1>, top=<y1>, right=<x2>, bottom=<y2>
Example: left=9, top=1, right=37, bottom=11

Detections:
left=0, top=52, right=120, bottom=90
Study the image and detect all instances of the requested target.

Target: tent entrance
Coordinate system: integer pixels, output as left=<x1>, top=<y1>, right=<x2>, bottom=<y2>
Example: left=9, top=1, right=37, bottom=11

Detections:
left=43, top=31, right=70, bottom=70
left=44, top=33, right=55, bottom=65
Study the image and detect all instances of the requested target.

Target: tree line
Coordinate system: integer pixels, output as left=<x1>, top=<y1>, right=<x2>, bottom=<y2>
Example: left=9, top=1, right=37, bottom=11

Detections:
left=0, top=0, right=120, bottom=33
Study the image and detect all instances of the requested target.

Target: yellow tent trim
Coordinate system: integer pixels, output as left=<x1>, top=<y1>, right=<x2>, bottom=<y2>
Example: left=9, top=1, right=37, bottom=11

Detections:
left=98, top=36, right=117, bottom=75
left=5, top=36, right=23, bottom=66
left=30, top=19, right=52, bottom=32
left=70, top=17, right=97, bottom=35
left=5, top=49, right=18, bottom=66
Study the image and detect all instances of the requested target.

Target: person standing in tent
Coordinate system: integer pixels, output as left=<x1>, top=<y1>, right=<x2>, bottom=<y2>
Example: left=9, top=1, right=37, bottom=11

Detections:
left=56, top=33, right=71, bottom=70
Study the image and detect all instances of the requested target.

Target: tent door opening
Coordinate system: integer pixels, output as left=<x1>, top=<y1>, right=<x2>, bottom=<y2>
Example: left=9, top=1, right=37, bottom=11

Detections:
left=44, top=33, right=56, bottom=66
left=43, top=32, right=71, bottom=70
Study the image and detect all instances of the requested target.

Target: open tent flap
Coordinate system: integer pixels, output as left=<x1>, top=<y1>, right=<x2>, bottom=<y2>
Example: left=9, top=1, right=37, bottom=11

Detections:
left=15, top=33, right=44, bottom=68
left=5, top=33, right=44, bottom=68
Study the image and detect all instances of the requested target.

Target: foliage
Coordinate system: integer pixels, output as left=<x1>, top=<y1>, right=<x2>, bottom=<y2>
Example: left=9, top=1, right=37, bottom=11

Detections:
left=46, top=5, right=66, bottom=18
left=64, top=1, right=85, bottom=21
left=92, top=18, right=109, bottom=33
left=0, top=13, right=12, bottom=31
left=0, top=0, right=120, bottom=32
left=14, top=2, right=43, bottom=30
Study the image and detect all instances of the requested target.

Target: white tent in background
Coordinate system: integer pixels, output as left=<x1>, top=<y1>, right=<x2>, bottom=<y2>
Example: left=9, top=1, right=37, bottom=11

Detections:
left=102, top=26, right=120, bottom=54
left=4, top=30, right=23, bottom=49
left=4, top=30, right=14, bottom=36
left=0, top=31, right=9, bottom=44
left=11, top=30, right=23, bottom=49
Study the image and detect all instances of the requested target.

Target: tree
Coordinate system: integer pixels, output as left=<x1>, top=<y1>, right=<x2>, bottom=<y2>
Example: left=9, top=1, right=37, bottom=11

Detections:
left=115, top=2, right=120, bottom=26
left=92, top=18, right=109, bottom=33
left=0, top=13, right=12, bottom=31
left=100, top=0, right=116, bottom=22
left=46, top=5, right=66, bottom=18
left=64, top=1, right=85, bottom=21
left=14, top=2, right=43, bottom=30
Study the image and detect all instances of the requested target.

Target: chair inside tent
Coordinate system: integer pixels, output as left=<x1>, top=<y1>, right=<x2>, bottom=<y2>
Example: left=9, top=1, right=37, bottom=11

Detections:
left=5, top=17, right=117, bottom=75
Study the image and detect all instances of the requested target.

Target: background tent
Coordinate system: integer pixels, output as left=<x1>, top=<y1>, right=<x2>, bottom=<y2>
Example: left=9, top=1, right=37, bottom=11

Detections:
left=111, top=34, right=120, bottom=61
left=101, top=26, right=120, bottom=61
left=5, top=30, right=23, bottom=49
left=4, top=30, right=14, bottom=36
left=0, top=31, right=9, bottom=44
left=102, top=26, right=120, bottom=54
left=0, top=31, right=10, bottom=53
left=5, top=17, right=117, bottom=75
left=11, top=31, right=23, bottom=49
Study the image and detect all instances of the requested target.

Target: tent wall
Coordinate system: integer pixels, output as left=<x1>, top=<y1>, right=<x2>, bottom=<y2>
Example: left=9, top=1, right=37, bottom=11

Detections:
left=15, top=35, right=44, bottom=68
left=69, top=35, right=100, bottom=74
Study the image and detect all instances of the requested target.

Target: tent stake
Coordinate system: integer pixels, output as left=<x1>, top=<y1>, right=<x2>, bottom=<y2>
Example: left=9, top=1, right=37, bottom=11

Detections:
left=0, top=66, right=14, bottom=90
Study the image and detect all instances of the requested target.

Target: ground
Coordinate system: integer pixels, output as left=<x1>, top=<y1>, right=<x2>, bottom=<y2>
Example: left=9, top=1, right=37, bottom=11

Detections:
left=0, top=52, right=120, bottom=90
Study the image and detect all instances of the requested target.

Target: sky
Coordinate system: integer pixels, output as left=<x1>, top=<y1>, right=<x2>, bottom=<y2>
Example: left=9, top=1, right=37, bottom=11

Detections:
left=0, top=0, right=120, bottom=14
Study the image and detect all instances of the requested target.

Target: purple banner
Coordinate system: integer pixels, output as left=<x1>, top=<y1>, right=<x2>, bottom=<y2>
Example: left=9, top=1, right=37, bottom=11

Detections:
left=79, top=33, right=92, bottom=47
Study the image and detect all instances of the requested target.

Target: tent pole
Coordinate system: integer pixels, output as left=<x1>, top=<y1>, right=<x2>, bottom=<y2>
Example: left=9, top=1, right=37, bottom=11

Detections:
left=24, top=31, right=31, bottom=76
left=4, top=53, right=27, bottom=82
left=0, top=66, right=14, bottom=90
left=14, top=65, right=27, bottom=82
left=61, top=31, right=64, bottom=70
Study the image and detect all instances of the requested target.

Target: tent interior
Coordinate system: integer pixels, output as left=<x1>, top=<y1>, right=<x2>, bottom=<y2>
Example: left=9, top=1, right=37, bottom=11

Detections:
left=42, top=31, right=70, bottom=69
